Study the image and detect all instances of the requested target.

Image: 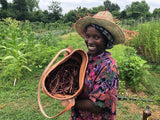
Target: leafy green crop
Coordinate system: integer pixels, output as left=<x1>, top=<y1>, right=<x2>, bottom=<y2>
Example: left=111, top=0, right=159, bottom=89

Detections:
left=0, top=18, right=79, bottom=86
left=0, top=18, right=32, bottom=84
left=117, top=47, right=147, bottom=92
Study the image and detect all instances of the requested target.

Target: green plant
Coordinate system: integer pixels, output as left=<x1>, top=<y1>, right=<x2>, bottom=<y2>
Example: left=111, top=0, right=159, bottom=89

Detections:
left=118, top=80, right=126, bottom=95
left=153, top=95, right=160, bottom=105
left=0, top=18, right=32, bottom=85
left=0, top=18, right=86, bottom=86
left=117, top=47, right=147, bottom=92
left=132, top=21, right=160, bottom=64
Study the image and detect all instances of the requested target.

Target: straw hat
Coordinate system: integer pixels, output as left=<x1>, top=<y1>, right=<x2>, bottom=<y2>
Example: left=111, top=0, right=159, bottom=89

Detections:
left=74, top=11, right=125, bottom=45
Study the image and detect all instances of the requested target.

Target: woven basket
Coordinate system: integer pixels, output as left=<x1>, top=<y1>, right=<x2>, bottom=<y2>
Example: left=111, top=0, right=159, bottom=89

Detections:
left=38, top=47, right=88, bottom=118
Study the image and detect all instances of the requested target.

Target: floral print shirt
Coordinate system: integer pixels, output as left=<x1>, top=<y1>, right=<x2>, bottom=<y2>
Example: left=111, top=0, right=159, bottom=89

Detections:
left=71, top=51, right=119, bottom=120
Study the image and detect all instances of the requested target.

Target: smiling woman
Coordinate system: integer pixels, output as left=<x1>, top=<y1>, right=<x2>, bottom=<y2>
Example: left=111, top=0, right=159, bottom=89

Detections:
left=84, top=25, right=107, bottom=58
left=59, top=10, right=125, bottom=120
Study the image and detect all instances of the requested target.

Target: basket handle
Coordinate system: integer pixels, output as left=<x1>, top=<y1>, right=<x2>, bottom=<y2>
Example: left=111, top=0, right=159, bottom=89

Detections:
left=38, top=47, right=74, bottom=118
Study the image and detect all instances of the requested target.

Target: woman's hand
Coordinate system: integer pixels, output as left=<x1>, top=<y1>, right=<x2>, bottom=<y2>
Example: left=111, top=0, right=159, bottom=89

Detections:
left=75, top=99, right=103, bottom=114
left=61, top=98, right=75, bottom=107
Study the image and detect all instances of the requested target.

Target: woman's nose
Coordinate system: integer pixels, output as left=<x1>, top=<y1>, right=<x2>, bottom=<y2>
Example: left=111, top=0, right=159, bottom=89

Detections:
left=87, top=37, right=94, bottom=44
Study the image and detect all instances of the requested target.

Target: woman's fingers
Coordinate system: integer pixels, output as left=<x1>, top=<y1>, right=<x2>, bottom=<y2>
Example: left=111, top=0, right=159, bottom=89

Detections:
left=61, top=98, right=75, bottom=107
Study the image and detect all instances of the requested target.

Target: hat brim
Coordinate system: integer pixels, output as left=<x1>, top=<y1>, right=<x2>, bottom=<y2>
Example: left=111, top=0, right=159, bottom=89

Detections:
left=74, top=16, right=125, bottom=45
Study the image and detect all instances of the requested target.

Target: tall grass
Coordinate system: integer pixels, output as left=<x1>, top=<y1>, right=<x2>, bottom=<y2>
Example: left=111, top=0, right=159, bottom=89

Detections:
left=132, top=21, right=160, bottom=64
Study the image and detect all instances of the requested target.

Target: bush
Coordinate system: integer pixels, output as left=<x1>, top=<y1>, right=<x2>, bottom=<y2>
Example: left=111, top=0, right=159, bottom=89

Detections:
left=117, top=47, right=147, bottom=92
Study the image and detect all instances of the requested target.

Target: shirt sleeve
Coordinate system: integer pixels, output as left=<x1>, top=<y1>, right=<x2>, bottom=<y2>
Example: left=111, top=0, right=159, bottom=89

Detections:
left=89, top=60, right=119, bottom=114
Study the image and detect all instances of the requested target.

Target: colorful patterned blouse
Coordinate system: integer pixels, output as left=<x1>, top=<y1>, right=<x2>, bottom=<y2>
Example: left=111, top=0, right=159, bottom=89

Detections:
left=71, top=51, right=119, bottom=120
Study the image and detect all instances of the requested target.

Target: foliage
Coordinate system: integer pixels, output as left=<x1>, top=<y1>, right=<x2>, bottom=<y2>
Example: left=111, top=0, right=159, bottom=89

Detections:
left=109, top=45, right=149, bottom=92
left=26, top=0, right=39, bottom=12
left=0, top=0, right=8, bottom=10
left=117, top=47, right=147, bottom=92
left=62, top=7, right=90, bottom=23
left=29, top=10, right=44, bottom=22
left=48, top=0, right=62, bottom=22
left=89, top=6, right=106, bottom=15
left=57, top=32, right=87, bottom=51
left=76, top=7, right=89, bottom=17
left=63, top=10, right=78, bottom=23
left=12, top=0, right=28, bottom=20
left=1, top=0, right=158, bottom=23
left=0, top=0, right=63, bottom=22
left=103, top=0, right=120, bottom=12
left=132, top=21, right=160, bottom=64
left=124, top=1, right=150, bottom=19
left=0, top=18, right=74, bottom=84
left=0, top=18, right=32, bottom=83
left=152, top=8, right=160, bottom=17
left=153, top=95, right=160, bottom=105
left=143, top=65, right=160, bottom=100
left=118, top=80, right=126, bottom=95
left=122, top=18, right=136, bottom=26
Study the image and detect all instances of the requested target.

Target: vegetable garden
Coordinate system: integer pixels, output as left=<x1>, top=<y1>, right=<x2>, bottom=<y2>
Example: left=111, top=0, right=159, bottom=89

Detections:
left=0, top=17, right=160, bottom=119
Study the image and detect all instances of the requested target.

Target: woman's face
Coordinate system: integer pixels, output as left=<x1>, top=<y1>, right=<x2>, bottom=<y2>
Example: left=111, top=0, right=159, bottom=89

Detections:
left=84, top=26, right=106, bottom=57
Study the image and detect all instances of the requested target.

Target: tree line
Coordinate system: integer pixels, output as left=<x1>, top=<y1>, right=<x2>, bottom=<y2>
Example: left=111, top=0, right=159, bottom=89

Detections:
left=0, top=0, right=160, bottom=24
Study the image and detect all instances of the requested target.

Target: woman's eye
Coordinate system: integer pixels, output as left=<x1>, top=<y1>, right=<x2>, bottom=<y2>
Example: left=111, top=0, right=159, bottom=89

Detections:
left=95, top=36, right=99, bottom=40
left=85, top=35, right=89, bottom=38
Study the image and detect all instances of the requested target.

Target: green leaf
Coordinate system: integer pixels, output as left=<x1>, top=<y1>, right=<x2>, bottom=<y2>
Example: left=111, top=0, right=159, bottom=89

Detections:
left=21, top=65, right=32, bottom=72
left=3, top=55, right=16, bottom=61
left=0, top=45, right=6, bottom=49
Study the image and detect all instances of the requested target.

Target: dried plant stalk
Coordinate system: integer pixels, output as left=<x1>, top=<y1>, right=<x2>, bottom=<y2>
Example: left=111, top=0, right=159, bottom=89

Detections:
left=45, top=59, right=80, bottom=96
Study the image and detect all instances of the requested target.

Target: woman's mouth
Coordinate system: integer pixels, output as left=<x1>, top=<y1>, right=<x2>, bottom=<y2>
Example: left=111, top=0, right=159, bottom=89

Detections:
left=88, top=46, right=96, bottom=51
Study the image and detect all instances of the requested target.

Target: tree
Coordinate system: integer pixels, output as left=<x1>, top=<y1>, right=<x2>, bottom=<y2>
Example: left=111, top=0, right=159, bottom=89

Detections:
left=0, top=0, right=8, bottom=10
left=89, top=6, right=105, bottom=14
left=13, top=0, right=27, bottom=12
left=153, top=8, right=160, bottom=17
left=41, top=10, right=49, bottom=23
left=103, top=0, right=111, bottom=11
left=48, top=0, right=62, bottom=22
left=63, top=10, right=77, bottom=23
left=120, top=10, right=127, bottom=19
left=103, top=0, right=120, bottom=12
left=29, top=9, right=44, bottom=22
left=124, top=0, right=150, bottom=19
left=26, top=0, right=39, bottom=12
left=111, top=3, right=120, bottom=12
left=0, top=0, right=8, bottom=18
left=76, top=7, right=89, bottom=18
left=13, top=0, right=28, bottom=20
left=112, top=11, right=120, bottom=18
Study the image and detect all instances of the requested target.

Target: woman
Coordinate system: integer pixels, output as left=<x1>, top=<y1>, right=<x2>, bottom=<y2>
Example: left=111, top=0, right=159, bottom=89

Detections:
left=62, top=10, right=125, bottom=120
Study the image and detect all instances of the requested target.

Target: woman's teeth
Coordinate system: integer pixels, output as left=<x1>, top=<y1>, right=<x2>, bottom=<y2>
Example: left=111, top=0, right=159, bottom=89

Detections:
left=88, top=46, right=96, bottom=50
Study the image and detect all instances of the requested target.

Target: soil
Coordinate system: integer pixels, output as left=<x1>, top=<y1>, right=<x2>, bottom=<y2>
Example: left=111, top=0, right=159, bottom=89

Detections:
left=118, top=89, right=160, bottom=119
